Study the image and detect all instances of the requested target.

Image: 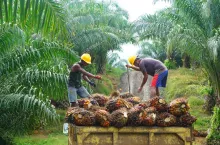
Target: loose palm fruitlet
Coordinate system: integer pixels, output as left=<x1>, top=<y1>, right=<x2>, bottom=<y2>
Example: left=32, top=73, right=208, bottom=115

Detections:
left=92, top=93, right=109, bottom=107
left=110, top=108, right=128, bottom=128
left=156, top=112, right=177, bottom=127
left=142, top=107, right=157, bottom=126
left=148, top=97, right=168, bottom=112
left=106, top=98, right=133, bottom=113
left=169, top=98, right=190, bottom=116
left=95, top=110, right=111, bottom=127
left=73, top=110, right=96, bottom=126
left=126, top=97, right=141, bottom=105
left=179, top=113, right=197, bottom=127
left=127, top=106, right=146, bottom=126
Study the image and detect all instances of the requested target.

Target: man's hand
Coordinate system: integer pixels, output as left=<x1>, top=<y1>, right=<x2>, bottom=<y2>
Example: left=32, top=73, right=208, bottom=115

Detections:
left=126, top=64, right=131, bottom=68
left=95, top=75, right=102, bottom=80
left=89, top=81, right=96, bottom=87
left=138, top=86, right=143, bottom=93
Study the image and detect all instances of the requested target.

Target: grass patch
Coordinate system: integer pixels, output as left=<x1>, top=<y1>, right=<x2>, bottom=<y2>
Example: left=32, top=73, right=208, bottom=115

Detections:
left=14, top=133, right=67, bottom=145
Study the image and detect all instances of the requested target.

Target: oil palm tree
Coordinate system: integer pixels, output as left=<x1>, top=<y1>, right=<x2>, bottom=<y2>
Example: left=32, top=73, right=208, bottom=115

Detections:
left=135, top=0, right=220, bottom=140
left=63, top=0, right=132, bottom=73
left=0, top=0, right=77, bottom=142
left=0, top=23, right=78, bottom=141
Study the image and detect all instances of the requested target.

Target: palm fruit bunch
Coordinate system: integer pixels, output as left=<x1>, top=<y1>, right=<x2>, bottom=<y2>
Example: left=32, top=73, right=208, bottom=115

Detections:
left=148, top=97, right=168, bottom=112
left=109, top=91, right=120, bottom=99
left=72, top=110, right=96, bottom=126
left=78, top=98, right=87, bottom=108
left=179, top=113, right=197, bottom=127
left=169, top=98, right=190, bottom=116
left=127, top=106, right=146, bottom=126
left=92, top=93, right=109, bottom=107
left=95, top=110, right=111, bottom=127
left=120, top=92, right=134, bottom=99
left=106, top=98, right=133, bottom=113
left=86, top=105, right=107, bottom=113
left=126, top=97, right=141, bottom=105
left=78, top=98, right=99, bottom=109
left=156, top=112, right=177, bottom=127
left=110, top=108, right=128, bottom=128
left=65, top=107, right=83, bottom=123
left=142, top=107, right=157, bottom=126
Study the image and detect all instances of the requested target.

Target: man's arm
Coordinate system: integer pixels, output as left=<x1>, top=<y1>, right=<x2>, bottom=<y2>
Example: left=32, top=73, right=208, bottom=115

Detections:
left=138, top=72, right=148, bottom=92
left=126, top=65, right=141, bottom=71
left=73, top=64, right=101, bottom=79
left=82, top=75, right=90, bottom=82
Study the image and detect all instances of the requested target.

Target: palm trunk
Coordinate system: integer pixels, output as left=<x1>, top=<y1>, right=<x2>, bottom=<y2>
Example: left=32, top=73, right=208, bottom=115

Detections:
left=182, top=54, right=191, bottom=68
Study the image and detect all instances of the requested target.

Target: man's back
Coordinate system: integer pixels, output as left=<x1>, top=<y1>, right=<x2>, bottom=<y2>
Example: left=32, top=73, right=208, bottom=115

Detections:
left=139, top=58, right=167, bottom=76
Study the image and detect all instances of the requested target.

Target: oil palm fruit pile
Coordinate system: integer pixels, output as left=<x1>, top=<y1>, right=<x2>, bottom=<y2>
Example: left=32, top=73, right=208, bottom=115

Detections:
left=127, top=105, right=146, bottom=126
left=126, top=97, right=141, bottom=105
left=142, top=107, right=157, bottom=126
left=169, top=98, right=190, bottom=116
left=78, top=98, right=99, bottom=109
left=178, top=113, right=197, bottom=127
left=148, top=97, right=168, bottom=112
left=110, top=108, right=128, bottom=128
left=120, top=92, right=134, bottom=98
left=72, top=110, right=96, bottom=126
left=106, top=98, right=133, bottom=113
left=92, top=93, right=109, bottom=107
left=156, top=112, right=177, bottom=127
left=66, top=93, right=196, bottom=127
left=95, top=110, right=111, bottom=127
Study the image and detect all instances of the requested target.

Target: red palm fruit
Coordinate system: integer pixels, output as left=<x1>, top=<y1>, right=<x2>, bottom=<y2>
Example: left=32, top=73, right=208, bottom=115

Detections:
left=95, top=110, right=111, bottom=127
left=169, top=98, right=190, bottom=116
left=156, top=112, right=177, bottom=127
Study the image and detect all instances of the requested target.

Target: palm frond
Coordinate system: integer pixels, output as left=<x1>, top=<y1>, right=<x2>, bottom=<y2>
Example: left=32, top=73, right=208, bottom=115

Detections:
left=0, top=0, right=67, bottom=36
left=0, top=23, right=25, bottom=56
left=17, top=69, right=68, bottom=100
left=0, top=93, right=58, bottom=137
left=0, top=44, right=77, bottom=75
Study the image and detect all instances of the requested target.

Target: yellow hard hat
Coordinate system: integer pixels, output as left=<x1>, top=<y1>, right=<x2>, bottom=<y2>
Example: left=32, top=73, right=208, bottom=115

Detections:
left=81, top=53, right=91, bottom=64
left=128, top=55, right=137, bottom=65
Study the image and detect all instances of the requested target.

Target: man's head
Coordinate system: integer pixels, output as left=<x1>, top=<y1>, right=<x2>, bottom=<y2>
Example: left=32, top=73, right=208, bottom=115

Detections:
left=81, top=53, right=91, bottom=66
left=128, top=55, right=141, bottom=67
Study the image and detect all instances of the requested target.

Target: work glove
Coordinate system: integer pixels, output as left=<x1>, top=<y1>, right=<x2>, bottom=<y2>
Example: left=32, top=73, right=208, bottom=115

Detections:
left=89, top=81, right=96, bottom=87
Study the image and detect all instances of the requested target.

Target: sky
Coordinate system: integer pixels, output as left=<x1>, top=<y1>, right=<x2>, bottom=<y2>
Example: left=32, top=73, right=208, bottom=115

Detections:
left=112, top=0, right=170, bottom=60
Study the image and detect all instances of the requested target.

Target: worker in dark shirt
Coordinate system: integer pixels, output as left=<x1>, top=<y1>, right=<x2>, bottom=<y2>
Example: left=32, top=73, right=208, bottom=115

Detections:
left=68, top=53, right=101, bottom=107
left=126, top=55, right=168, bottom=98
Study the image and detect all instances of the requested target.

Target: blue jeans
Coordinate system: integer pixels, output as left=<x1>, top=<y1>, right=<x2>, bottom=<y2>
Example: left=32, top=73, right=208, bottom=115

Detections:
left=68, top=86, right=90, bottom=103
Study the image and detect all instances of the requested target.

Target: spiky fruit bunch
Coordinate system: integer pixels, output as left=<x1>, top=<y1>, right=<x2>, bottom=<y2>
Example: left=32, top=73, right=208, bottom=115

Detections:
left=156, top=112, right=177, bottom=127
left=78, top=98, right=87, bottom=108
left=95, top=110, right=111, bottom=127
left=127, top=106, right=146, bottom=126
left=126, top=97, right=141, bottom=105
left=106, top=98, right=133, bottom=113
left=110, top=91, right=120, bottom=99
left=169, top=98, right=190, bottom=116
left=120, top=92, right=134, bottom=99
left=142, top=107, right=157, bottom=126
left=65, top=107, right=83, bottom=123
left=86, top=106, right=107, bottom=113
left=73, top=110, right=96, bottom=126
left=92, top=93, right=109, bottom=107
left=78, top=98, right=99, bottom=109
left=149, top=97, right=168, bottom=112
left=179, top=113, right=197, bottom=127
left=110, top=108, right=128, bottom=128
